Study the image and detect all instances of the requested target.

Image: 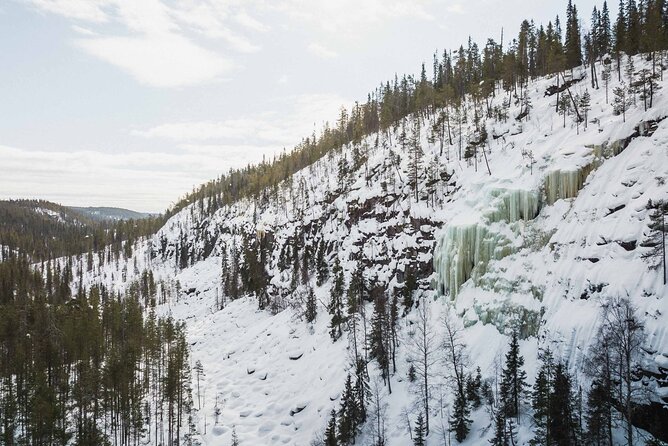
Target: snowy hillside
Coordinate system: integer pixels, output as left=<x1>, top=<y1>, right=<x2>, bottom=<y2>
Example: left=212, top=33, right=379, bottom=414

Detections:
left=74, top=55, right=668, bottom=445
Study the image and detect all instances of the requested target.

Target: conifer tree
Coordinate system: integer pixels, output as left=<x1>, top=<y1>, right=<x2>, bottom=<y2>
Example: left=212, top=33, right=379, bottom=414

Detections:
left=549, top=363, right=577, bottom=446
left=338, top=374, right=359, bottom=445
left=450, top=390, right=471, bottom=442
left=614, top=0, right=626, bottom=80
left=641, top=200, right=667, bottom=284
left=370, top=295, right=391, bottom=391
left=413, top=412, right=427, bottom=446
left=585, top=378, right=612, bottom=446
left=329, top=257, right=346, bottom=340
left=531, top=348, right=557, bottom=446
left=325, top=410, right=338, bottom=446
left=408, top=119, right=424, bottom=202
left=306, top=286, right=318, bottom=323
left=579, top=91, right=591, bottom=129
left=613, top=83, right=630, bottom=121
left=500, top=331, right=528, bottom=421
left=564, top=1, right=583, bottom=69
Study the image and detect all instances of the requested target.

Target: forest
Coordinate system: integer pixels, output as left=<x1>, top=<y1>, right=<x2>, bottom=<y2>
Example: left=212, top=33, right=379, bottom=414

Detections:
left=0, top=0, right=667, bottom=445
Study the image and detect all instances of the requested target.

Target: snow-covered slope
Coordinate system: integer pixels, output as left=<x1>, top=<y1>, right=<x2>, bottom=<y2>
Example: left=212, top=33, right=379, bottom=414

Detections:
left=76, top=55, right=668, bottom=445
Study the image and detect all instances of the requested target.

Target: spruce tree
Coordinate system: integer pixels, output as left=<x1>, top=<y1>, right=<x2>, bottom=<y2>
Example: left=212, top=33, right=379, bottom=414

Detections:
left=500, top=331, right=528, bottom=421
left=413, top=412, right=427, bottom=446
left=370, top=295, right=391, bottom=389
left=450, top=390, right=472, bottom=442
left=325, top=410, right=338, bottom=446
left=585, top=378, right=612, bottom=446
left=549, top=363, right=577, bottom=446
left=306, top=286, right=318, bottom=323
left=612, top=84, right=630, bottom=122
left=564, top=0, right=582, bottom=69
left=337, top=374, right=359, bottom=444
left=641, top=200, right=667, bottom=284
left=329, top=257, right=346, bottom=340
left=490, top=409, right=509, bottom=446
left=579, top=91, right=591, bottom=129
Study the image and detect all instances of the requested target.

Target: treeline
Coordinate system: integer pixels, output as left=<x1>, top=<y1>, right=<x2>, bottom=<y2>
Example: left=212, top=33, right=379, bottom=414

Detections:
left=0, top=256, right=194, bottom=445
left=0, top=200, right=163, bottom=263
left=165, top=0, right=668, bottom=224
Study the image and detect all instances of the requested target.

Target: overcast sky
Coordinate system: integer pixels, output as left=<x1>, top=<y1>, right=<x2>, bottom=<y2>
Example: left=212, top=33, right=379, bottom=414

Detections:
left=0, top=0, right=606, bottom=213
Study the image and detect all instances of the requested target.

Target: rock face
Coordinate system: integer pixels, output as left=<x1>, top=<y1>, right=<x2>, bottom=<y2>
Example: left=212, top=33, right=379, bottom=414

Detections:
left=74, top=56, right=668, bottom=445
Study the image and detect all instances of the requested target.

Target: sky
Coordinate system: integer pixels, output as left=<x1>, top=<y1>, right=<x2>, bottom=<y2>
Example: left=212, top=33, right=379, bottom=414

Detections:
left=0, top=0, right=607, bottom=213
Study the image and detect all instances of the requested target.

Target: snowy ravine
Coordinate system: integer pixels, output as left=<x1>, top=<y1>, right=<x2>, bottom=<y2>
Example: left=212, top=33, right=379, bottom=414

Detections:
left=74, top=55, right=668, bottom=445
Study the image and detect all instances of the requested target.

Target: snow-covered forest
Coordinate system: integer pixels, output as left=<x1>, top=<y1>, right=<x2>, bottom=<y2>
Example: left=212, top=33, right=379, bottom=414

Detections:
left=1, top=0, right=667, bottom=445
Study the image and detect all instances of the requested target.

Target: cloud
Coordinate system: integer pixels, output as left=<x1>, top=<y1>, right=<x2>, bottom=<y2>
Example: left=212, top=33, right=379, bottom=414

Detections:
left=135, top=93, right=349, bottom=146
left=76, top=33, right=231, bottom=87
left=0, top=143, right=274, bottom=212
left=272, top=0, right=436, bottom=37
left=307, top=42, right=338, bottom=59
left=71, top=24, right=96, bottom=35
left=446, top=3, right=465, bottom=14
left=25, top=0, right=111, bottom=23
left=24, top=0, right=263, bottom=87
left=235, top=11, right=269, bottom=33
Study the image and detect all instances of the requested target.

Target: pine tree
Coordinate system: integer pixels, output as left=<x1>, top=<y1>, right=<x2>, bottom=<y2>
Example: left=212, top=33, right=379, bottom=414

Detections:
left=306, top=286, right=318, bottom=323
left=316, top=240, right=328, bottom=286
left=585, top=378, right=612, bottom=446
left=450, top=389, right=471, bottom=442
left=625, top=0, right=640, bottom=55
left=564, top=0, right=582, bottom=69
left=194, top=360, right=205, bottom=410
left=325, top=410, right=338, bottom=446
left=466, top=367, right=483, bottom=409
left=549, top=363, right=577, bottom=446
left=490, top=408, right=509, bottom=446
left=401, top=267, right=417, bottom=313
left=500, top=331, right=528, bottom=421
left=613, top=83, right=630, bottom=122
left=579, top=91, right=591, bottom=129
left=354, top=356, right=370, bottom=424
left=329, top=257, right=346, bottom=340
left=531, top=348, right=554, bottom=446
left=408, top=119, right=424, bottom=202
left=641, top=200, right=667, bottom=284
left=614, top=0, right=626, bottom=80
left=338, top=374, right=359, bottom=445
left=370, top=295, right=391, bottom=390
left=599, top=1, right=612, bottom=55
left=413, top=412, right=427, bottom=446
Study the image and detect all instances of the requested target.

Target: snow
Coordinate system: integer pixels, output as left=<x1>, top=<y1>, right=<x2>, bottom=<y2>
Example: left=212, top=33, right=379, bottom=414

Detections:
left=65, top=54, right=668, bottom=445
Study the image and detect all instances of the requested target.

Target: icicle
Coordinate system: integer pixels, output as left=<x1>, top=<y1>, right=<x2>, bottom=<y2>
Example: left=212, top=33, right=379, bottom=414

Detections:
left=434, top=222, right=514, bottom=298
left=484, top=188, right=541, bottom=224
left=543, top=163, right=594, bottom=205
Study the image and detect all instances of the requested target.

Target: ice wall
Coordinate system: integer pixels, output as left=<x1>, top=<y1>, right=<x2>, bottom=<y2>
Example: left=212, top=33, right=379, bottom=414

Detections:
left=434, top=186, right=542, bottom=297
left=484, top=188, right=541, bottom=223
left=434, top=186, right=542, bottom=298
left=543, top=163, right=594, bottom=205
left=434, top=221, right=514, bottom=298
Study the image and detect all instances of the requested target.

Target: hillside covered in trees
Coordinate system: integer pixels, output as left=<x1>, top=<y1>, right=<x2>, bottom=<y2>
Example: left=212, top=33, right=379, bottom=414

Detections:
left=1, top=1, right=668, bottom=445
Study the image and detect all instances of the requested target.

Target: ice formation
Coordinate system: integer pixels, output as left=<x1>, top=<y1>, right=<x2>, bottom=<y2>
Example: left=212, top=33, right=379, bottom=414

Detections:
left=434, top=221, right=514, bottom=298
left=434, top=187, right=541, bottom=298
left=543, top=162, right=594, bottom=205
left=484, top=187, right=541, bottom=223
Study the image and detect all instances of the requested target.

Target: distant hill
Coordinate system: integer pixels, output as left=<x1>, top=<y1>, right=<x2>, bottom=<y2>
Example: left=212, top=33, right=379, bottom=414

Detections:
left=69, top=206, right=156, bottom=222
left=0, top=200, right=162, bottom=261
